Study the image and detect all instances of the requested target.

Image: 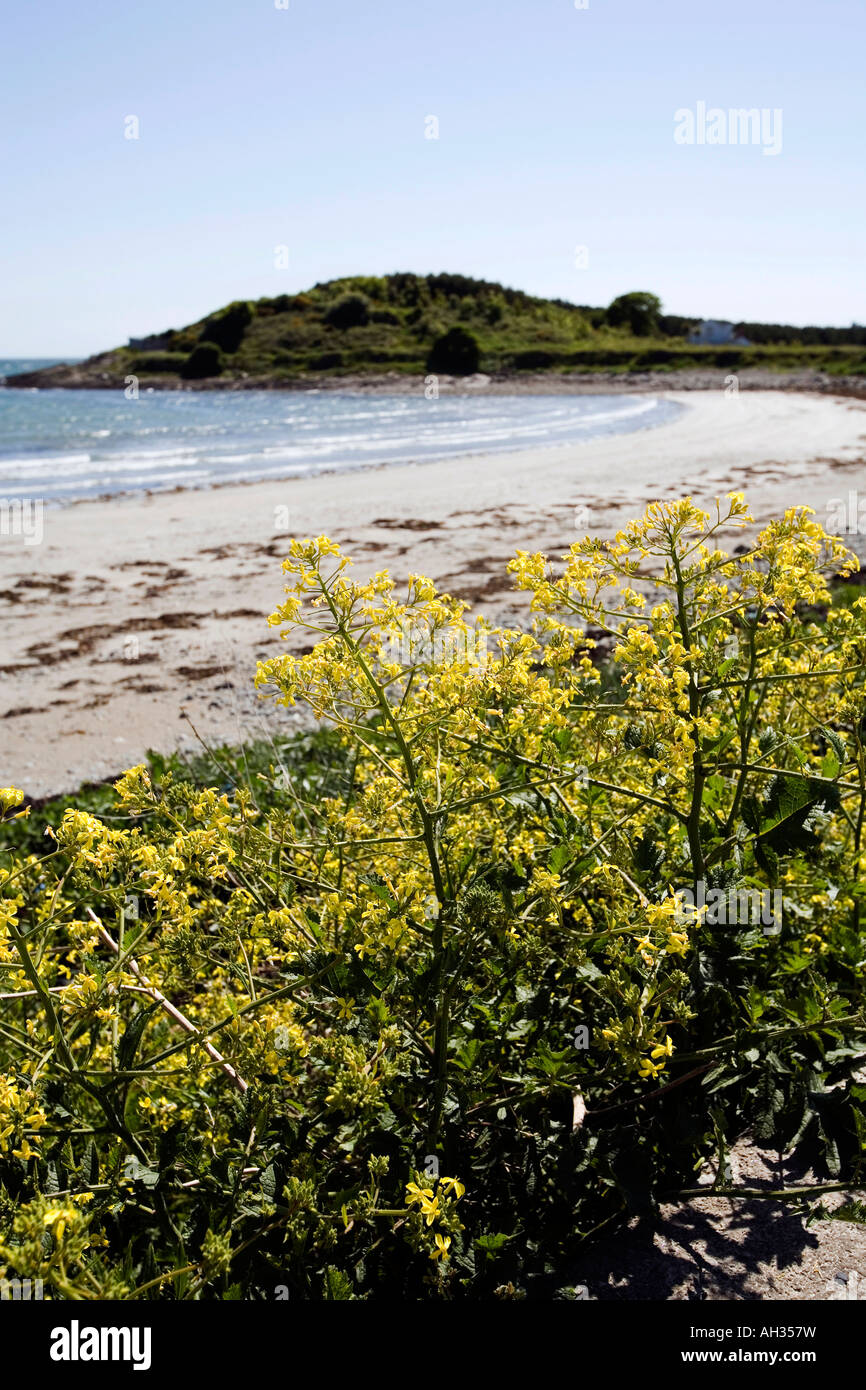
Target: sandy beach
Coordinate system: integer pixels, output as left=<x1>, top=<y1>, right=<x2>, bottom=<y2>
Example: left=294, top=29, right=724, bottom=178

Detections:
left=2, top=388, right=865, bottom=799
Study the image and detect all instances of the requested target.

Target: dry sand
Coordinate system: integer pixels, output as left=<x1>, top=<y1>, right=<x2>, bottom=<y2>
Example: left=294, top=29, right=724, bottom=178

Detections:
left=569, top=1136, right=866, bottom=1301
left=2, top=389, right=865, bottom=799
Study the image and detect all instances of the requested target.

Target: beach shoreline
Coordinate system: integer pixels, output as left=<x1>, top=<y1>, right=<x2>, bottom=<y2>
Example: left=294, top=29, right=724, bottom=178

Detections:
left=0, top=387, right=686, bottom=507
left=5, top=363, right=866, bottom=399
left=2, top=388, right=865, bottom=799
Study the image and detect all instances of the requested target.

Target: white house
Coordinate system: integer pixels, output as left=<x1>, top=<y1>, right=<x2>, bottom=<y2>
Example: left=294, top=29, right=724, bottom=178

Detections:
left=688, top=320, right=751, bottom=347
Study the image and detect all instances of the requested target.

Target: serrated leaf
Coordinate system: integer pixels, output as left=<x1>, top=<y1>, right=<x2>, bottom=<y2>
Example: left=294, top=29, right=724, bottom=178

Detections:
left=822, top=727, right=847, bottom=766
left=82, top=1140, right=100, bottom=1186
left=117, top=1002, right=161, bottom=1072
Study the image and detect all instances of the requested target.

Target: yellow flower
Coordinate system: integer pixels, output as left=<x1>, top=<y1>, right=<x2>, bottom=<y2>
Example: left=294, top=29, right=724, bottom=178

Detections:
left=638, top=1056, right=664, bottom=1080
left=405, top=1181, right=441, bottom=1224
left=439, top=1176, right=465, bottom=1199
left=636, top=934, right=658, bottom=966
left=42, top=1204, right=77, bottom=1243
left=430, top=1233, right=451, bottom=1262
left=0, top=787, right=26, bottom=817
left=406, top=1181, right=434, bottom=1207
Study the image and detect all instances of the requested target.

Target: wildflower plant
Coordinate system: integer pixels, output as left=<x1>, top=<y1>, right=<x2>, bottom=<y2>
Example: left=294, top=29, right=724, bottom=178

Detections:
left=1, top=496, right=866, bottom=1299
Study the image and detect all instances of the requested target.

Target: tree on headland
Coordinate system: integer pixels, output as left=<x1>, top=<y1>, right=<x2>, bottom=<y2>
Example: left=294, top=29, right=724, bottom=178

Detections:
left=607, top=291, right=662, bottom=337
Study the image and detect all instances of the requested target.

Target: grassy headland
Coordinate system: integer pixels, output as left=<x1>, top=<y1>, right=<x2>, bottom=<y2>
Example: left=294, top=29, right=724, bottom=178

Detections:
left=7, top=276, right=866, bottom=388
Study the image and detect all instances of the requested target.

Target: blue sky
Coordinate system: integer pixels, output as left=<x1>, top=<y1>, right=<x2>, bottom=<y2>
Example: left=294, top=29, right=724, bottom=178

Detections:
left=1, top=0, right=862, bottom=355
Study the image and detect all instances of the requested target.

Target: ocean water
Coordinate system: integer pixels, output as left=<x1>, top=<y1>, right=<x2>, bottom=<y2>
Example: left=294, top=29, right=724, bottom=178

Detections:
left=0, top=368, right=685, bottom=502
left=0, top=358, right=69, bottom=378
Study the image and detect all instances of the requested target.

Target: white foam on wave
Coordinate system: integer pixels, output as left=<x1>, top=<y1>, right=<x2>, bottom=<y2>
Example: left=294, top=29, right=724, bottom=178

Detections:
left=0, top=393, right=683, bottom=500
left=0, top=451, right=92, bottom=471
left=45, top=468, right=214, bottom=493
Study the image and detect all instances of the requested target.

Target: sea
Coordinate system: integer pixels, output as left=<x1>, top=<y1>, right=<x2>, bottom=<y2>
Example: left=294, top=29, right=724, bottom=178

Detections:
left=0, top=360, right=685, bottom=503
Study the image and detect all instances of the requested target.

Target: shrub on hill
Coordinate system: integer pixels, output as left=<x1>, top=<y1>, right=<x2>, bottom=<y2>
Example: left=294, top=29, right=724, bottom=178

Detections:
left=181, top=342, right=225, bottom=378
left=199, top=301, right=254, bottom=354
left=426, top=325, right=481, bottom=375
left=324, top=294, right=371, bottom=330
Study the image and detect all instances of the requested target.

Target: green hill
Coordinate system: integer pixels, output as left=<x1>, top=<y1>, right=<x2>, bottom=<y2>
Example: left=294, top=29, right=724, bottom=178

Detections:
left=11, top=275, right=866, bottom=385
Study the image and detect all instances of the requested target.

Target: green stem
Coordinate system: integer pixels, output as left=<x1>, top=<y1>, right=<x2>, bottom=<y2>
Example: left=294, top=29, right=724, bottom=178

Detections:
left=671, top=543, right=705, bottom=883
left=315, top=572, right=453, bottom=1144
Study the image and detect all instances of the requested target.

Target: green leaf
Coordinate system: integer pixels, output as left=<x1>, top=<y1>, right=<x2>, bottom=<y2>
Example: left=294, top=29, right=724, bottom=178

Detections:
left=750, top=774, right=840, bottom=866
left=123, top=1156, right=160, bottom=1189
left=322, top=1266, right=355, bottom=1300
left=476, top=1232, right=511, bottom=1259
left=549, top=844, right=572, bottom=872
left=822, top=727, right=847, bottom=766
left=821, top=753, right=840, bottom=780
left=826, top=1201, right=866, bottom=1225
left=117, top=1002, right=161, bottom=1072
left=81, top=1140, right=100, bottom=1186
